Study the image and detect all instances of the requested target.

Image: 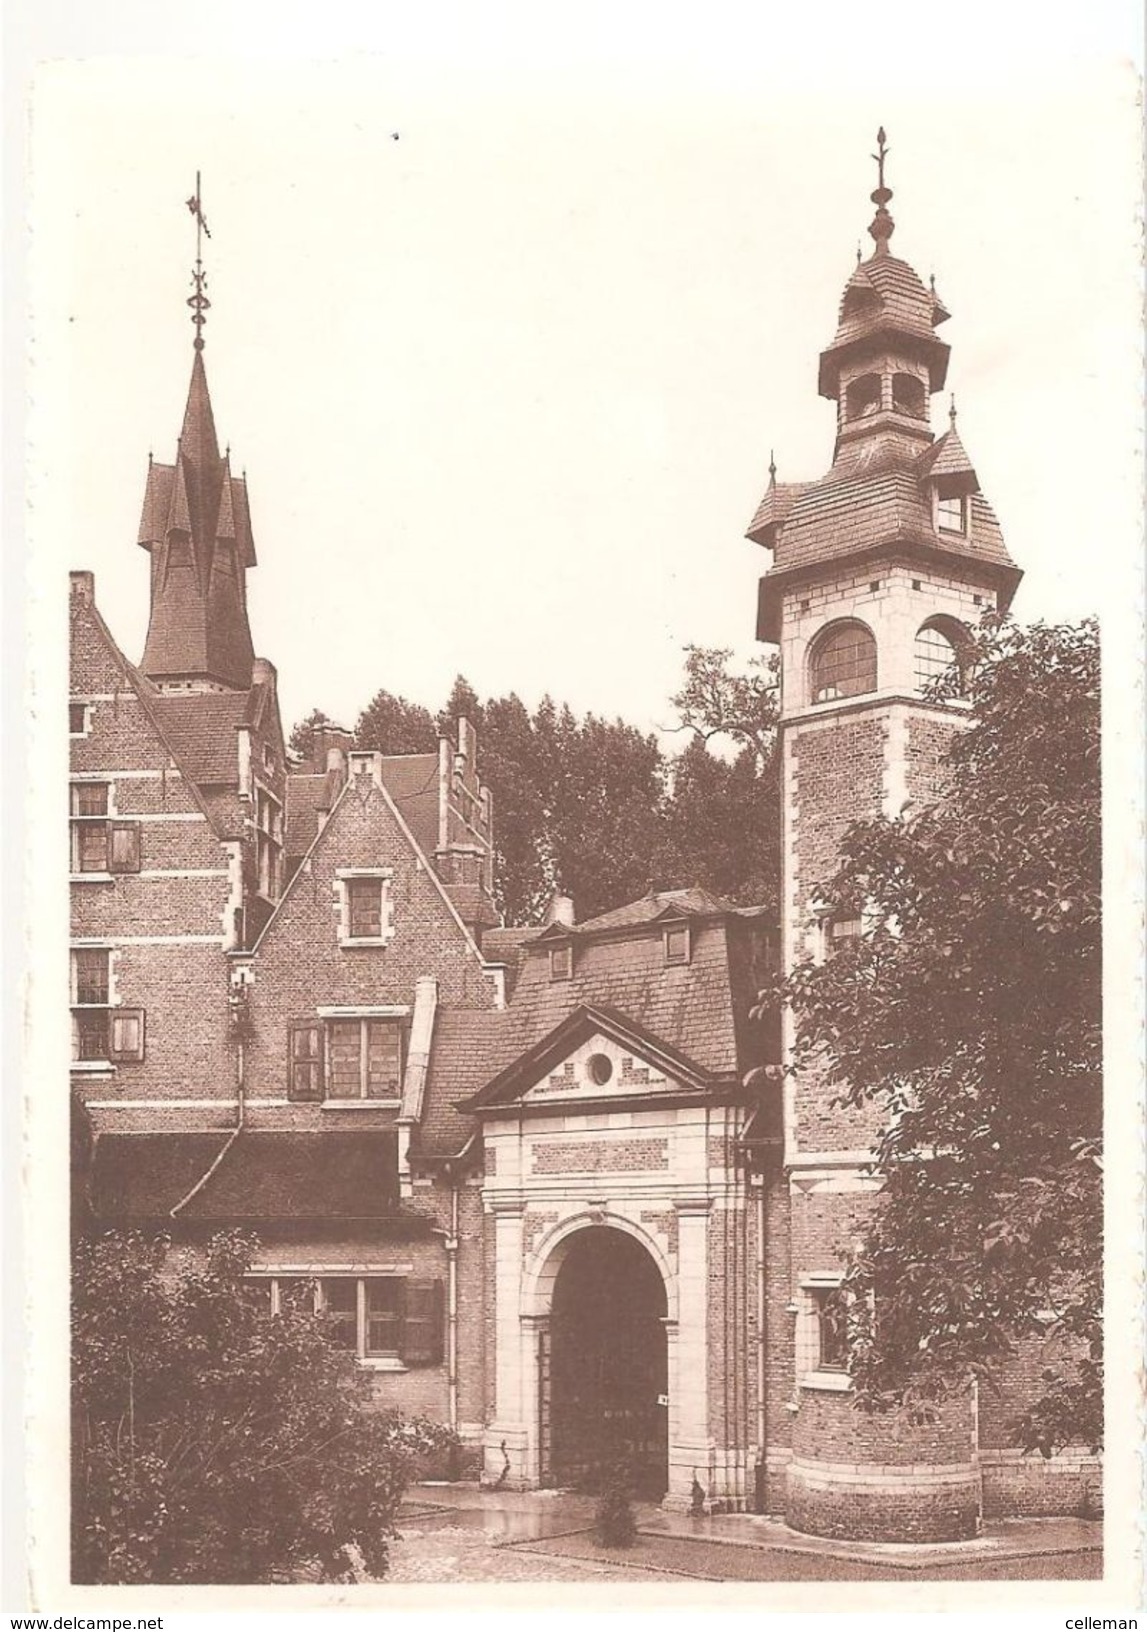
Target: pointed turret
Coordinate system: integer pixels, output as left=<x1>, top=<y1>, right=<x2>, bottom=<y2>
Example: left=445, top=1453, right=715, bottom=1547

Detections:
left=138, top=349, right=257, bottom=690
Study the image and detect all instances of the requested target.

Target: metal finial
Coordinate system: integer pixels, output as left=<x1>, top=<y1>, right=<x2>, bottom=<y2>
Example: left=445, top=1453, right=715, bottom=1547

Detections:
left=949, top=394, right=957, bottom=428
left=768, top=449, right=777, bottom=483
left=930, top=272, right=936, bottom=292
left=185, top=171, right=212, bottom=349
left=856, top=242, right=862, bottom=264
left=868, top=127, right=895, bottom=254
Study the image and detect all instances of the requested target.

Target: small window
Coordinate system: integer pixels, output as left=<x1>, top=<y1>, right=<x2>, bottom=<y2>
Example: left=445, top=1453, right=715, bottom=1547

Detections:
left=825, top=916, right=862, bottom=959
left=814, top=1287, right=849, bottom=1372
left=70, top=783, right=110, bottom=873
left=69, top=702, right=89, bottom=737
left=586, top=1052, right=613, bottom=1087
left=348, top=879, right=383, bottom=940
left=550, top=944, right=573, bottom=981
left=937, top=494, right=966, bottom=534
left=809, top=621, right=877, bottom=704
left=663, top=924, right=691, bottom=966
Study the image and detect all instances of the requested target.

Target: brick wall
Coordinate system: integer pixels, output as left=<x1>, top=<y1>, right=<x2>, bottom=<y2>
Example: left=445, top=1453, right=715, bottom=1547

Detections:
left=240, top=779, right=497, bottom=1107
left=71, top=598, right=236, bottom=1115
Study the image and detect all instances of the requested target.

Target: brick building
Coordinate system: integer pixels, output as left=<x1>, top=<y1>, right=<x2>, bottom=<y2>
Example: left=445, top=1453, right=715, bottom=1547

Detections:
left=71, top=140, right=1098, bottom=1541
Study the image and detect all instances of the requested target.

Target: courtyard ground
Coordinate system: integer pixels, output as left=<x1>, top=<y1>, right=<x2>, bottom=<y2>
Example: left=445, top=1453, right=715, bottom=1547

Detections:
left=385, top=1483, right=1103, bottom=1585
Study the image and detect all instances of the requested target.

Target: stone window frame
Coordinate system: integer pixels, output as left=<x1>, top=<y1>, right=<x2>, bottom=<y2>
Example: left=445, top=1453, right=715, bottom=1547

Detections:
left=796, top=1273, right=853, bottom=1394
left=663, top=922, right=692, bottom=967
left=69, top=780, right=141, bottom=879
left=288, top=1005, right=410, bottom=1105
left=914, top=614, right=973, bottom=697
left=246, top=1272, right=443, bottom=1371
left=334, top=868, right=395, bottom=948
left=70, top=944, right=145, bottom=1071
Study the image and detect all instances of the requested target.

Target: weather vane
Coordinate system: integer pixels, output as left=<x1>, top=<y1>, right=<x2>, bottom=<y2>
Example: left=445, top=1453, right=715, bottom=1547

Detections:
left=185, top=172, right=211, bottom=350
left=868, top=126, right=895, bottom=254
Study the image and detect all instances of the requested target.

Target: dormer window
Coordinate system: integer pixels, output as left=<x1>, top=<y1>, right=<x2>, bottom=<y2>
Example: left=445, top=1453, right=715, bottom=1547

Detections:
left=663, top=923, right=691, bottom=966
left=549, top=943, right=573, bottom=982
left=937, top=494, right=966, bottom=534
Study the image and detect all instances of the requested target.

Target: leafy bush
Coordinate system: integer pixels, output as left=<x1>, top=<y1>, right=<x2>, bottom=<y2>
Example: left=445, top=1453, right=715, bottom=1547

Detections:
left=72, top=1229, right=459, bottom=1583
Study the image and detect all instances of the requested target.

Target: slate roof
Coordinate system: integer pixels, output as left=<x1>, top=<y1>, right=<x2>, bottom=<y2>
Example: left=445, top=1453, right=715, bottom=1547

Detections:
left=495, top=916, right=743, bottom=1078
left=284, top=772, right=334, bottom=859
left=138, top=352, right=257, bottom=689
left=148, top=691, right=249, bottom=785
left=746, top=480, right=809, bottom=546
left=479, top=927, right=543, bottom=998
left=829, top=254, right=949, bottom=349
left=90, top=1131, right=406, bottom=1223
left=919, top=424, right=978, bottom=487
left=411, top=1009, right=520, bottom=1160
left=379, top=754, right=440, bottom=857
left=575, top=887, right=737, bottom=934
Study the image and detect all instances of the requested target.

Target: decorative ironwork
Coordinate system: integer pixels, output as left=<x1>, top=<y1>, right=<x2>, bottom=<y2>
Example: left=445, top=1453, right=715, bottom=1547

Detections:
left=868, top=126, right=895, bottom=253
left=185, top=172, right=212, bottom=350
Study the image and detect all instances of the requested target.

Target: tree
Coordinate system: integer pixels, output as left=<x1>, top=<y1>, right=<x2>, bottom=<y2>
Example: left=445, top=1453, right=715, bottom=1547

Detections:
left=354, top=689, right=437, bottom=756
left=72, top=1230, right=458, bottom=1583
left=662, top=647, right=781, bottom=911
left=763, top=618, right=1101, bottom=1451
left=288, top=708, right=336, bottom=763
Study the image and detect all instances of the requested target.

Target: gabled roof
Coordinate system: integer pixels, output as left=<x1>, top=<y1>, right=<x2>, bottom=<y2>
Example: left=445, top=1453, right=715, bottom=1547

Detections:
left=919, top=423, right=979, bottom=487
left=379, top=753, right=439, bottom=857
left=746, top=478, right=808, bottom=548
left=89, top=1130, right=412, bottom=1224
left=575, top=887, right=737, bottom=934
left=458, top=1003, right=725, bottom=1116
left=70, top=588, right=230, bottom=838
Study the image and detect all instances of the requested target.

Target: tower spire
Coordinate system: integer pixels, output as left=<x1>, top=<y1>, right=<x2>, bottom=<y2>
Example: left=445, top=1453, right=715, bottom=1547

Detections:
left=867, top=127, right=895, bottom=256
left=185, top=173, right=212, bottom=350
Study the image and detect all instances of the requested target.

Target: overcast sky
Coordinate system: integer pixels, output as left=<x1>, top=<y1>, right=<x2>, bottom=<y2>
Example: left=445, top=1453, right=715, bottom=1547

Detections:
left=31, top=14, right=1141, bottom=744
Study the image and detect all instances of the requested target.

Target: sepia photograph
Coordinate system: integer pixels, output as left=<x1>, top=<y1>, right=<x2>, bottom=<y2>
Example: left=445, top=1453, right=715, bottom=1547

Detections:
left=13, top=6, right=1143, bottom=1617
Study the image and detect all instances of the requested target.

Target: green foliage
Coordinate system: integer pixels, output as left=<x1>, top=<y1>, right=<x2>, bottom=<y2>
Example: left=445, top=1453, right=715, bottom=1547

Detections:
left=760, top=618, right=1101, bottom=1451
left=72, top=1230, right=459, bottom=1583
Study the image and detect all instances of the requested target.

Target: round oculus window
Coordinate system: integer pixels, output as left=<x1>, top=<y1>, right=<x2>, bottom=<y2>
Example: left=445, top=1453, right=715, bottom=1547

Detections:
left=586, top=1053, right=613, bottom=1086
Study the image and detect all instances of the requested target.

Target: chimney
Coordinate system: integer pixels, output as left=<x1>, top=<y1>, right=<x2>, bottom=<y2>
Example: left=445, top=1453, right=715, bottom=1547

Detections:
left=251, top=656, right=277, bottom=689
left=545, top=891, right=576, bottom=928
left=70, top=570, right=95, bottom=605
left=457, top=716, right=475, bottom=765
left=311, top=722, right=354, bottom=778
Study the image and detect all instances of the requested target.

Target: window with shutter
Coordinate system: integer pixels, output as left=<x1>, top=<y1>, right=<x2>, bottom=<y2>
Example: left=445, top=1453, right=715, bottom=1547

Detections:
left=108, top=821, right=142, bottom=873
left=288, top=1022, right=325, bottom=1100
left=400, top=1279, right=444, bottom=1367
left=71, top=783, right=110, bottom=873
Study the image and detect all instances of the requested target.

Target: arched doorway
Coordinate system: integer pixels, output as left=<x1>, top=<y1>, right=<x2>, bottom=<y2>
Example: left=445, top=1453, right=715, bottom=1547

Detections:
left=543, top=1226, right=668, bottom=1498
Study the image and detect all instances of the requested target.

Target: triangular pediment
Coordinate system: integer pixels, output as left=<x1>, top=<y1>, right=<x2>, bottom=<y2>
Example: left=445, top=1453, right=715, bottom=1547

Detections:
left=520, top=1031, right=677, bottom=1102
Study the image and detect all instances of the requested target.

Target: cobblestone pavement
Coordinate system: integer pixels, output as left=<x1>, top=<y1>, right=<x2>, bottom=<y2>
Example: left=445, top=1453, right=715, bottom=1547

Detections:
left=385, top=1489, right=1103, bottom=1585
left=386, top=1520, right=684, bottom=1583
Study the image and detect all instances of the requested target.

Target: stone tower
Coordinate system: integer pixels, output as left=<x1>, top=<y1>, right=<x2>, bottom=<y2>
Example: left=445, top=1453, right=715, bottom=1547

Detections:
left=747, top=132, right=1023, bottom=1541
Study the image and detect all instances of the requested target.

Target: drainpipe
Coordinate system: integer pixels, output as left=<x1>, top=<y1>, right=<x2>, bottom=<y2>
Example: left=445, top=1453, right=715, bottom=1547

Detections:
left=755, top=1177, right=767, bottom=1511
left=446, top=1168, right=460, bottom=1437
left=171, top=1038, right=245, bottom=1218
